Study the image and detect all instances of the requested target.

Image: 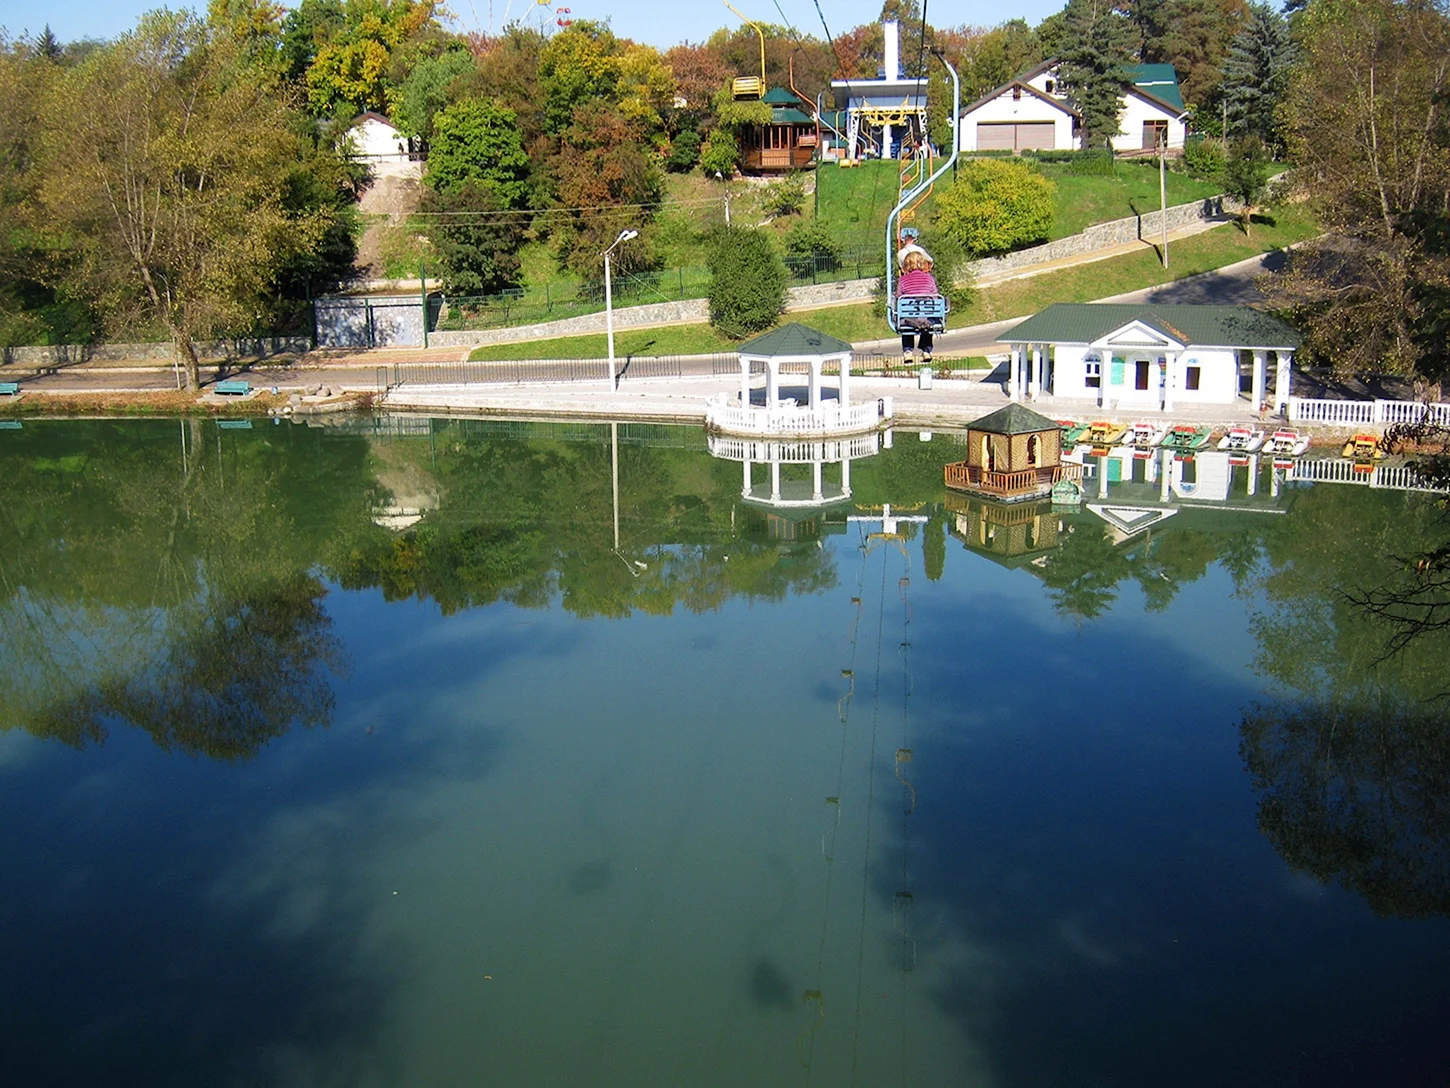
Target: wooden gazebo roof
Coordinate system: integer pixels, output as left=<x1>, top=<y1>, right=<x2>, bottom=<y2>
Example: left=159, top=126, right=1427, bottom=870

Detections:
left=968, top=403, right=1061, bottom=436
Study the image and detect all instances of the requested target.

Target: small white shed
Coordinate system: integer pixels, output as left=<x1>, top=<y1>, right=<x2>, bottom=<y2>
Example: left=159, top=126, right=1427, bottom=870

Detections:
left=348, top=112, right=410, bottom=163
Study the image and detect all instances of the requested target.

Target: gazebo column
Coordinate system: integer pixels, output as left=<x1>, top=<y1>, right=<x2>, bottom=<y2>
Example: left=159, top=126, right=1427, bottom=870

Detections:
left=1250, top=350, right=1266, bottom=409
left=1273, top=351, right=1291, bottom=414
left=809, top=359, right=822, bottom=409
left=813, top=460, right=823, bottom=501
left=766, top=360, right=779, bottom=408
left=841, top=456, right=852, bottom=496
left=837, top=354, right=851, bottom=409
left=742, top=457, right=753, bottom=498
left=770, top=461, right=781, bottom=501
left=1162, top=351, right=1177, bottom=413
left=740, top=357, right=751, bottom=407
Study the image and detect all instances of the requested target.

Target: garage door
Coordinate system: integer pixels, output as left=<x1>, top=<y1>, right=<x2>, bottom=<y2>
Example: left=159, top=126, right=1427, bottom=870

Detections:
left=975, top=121, right=1056, bottom=151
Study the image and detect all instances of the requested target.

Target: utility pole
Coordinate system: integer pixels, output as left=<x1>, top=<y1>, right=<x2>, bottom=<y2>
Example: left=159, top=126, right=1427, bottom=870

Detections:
left=1160, top=133, right=1168, bottom=271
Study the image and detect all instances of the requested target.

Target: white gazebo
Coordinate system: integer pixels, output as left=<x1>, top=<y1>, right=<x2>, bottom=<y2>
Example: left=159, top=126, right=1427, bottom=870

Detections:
left=707, top=432, right=885, bottom=508
left=704, top=322, right=891, bottom=438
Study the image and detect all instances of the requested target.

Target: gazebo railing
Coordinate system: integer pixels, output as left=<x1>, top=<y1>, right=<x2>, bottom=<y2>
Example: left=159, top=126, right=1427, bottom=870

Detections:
left=945, top=462, right=1082, bottom=496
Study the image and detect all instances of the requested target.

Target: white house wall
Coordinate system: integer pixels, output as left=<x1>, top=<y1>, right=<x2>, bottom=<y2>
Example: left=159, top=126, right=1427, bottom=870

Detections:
left=959, top=91, right=1074, bottom=151
left=1040, top=343, right=1240, bottom=406
left=1111, top=94, right=1186, bottom=151
left=353, top=118, right=407, bottom=161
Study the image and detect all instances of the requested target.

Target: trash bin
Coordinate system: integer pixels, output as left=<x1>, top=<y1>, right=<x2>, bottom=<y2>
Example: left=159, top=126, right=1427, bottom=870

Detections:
left=918, top=366, right=933, bottom=390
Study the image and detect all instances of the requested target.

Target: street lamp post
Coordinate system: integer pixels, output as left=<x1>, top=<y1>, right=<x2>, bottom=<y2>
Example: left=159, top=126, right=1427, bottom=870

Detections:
left=603, top=228, right=638, bottom=389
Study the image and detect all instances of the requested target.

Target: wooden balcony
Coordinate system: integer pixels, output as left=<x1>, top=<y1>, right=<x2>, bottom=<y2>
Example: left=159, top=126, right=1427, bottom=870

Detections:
left=944, top=461, right=1082, bottom=499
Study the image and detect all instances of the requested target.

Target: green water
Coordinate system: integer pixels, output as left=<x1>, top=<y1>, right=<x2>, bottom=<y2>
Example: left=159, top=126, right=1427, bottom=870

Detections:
left=1, top=417, right=1447, bottom=1087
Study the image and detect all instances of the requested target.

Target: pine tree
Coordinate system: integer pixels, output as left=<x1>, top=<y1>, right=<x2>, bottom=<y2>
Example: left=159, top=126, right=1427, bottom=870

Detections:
left=1221, top=3, right=1296, bottom=148
left=33, top=25, right=63, bottom=62
left=1055, top=0, right=1139, bottom=149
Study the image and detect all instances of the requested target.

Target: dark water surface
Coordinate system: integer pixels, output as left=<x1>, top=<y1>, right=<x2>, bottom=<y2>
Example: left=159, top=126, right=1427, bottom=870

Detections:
left=2, top=417, right=1448, bottom=1087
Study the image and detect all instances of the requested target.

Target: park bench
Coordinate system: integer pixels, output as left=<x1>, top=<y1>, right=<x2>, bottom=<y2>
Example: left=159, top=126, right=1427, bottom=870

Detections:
left=214, top=379, right=250, bottom=396
left=0, top=381, right=19, bottom=395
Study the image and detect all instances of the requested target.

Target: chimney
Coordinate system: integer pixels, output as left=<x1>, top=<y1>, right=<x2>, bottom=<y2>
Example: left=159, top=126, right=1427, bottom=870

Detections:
left=883, top=20, right=900, bottom=81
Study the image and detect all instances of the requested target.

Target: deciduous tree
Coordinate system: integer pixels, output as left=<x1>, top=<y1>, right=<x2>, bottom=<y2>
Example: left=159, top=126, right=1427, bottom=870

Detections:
left=35, top=12, right=331, bottom=389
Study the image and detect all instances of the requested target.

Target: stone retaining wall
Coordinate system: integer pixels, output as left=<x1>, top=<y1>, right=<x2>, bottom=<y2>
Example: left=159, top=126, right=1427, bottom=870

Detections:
left=2, top=336, right=312, bottom=367
left=966, top=195, right=1240, bottom=281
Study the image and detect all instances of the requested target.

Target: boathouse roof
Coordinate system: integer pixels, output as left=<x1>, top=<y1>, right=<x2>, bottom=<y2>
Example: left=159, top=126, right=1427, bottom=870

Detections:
left=1004, top=303, right=1301, bottom=349
left=968, top=403, right=1062, bottom=436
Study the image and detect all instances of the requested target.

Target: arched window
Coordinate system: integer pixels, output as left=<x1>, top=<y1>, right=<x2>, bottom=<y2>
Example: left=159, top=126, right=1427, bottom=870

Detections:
left=1027, top=434, right=1040, bottom=467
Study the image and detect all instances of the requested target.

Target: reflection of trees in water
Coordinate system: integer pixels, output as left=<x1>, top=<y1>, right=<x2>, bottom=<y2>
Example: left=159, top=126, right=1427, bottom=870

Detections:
left=1240, top=478, right=1450, bottom=916
left=33, top=574, right=342, bottom=759
left=1241, top=698, right=1450, bottom=918
left=0, top=420, right=373, bottom=757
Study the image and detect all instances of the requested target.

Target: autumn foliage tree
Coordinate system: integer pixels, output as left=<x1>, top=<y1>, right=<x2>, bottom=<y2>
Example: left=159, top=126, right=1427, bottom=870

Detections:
left=34, top=12, right=331, bottom=389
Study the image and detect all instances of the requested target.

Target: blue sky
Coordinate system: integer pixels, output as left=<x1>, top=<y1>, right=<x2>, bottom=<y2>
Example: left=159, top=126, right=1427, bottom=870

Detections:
left=1, top=1, right=1063, bottom=50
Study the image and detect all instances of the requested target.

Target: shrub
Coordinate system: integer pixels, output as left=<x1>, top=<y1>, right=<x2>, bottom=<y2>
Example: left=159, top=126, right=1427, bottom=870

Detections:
left=935, top=158, right=1056, bottom=258
left=782, top=219, right=840, bottom=279
left=706, top=227, right=787, bottom=338
left=1065, top=149, right=1117, bottom=176
left=699, top=129, right=739, bottom=177
left=1182, top=136, right=1227, bottom=184
left=666, top=129, right=701, bottom=173
left=764, top=174, right=807, bottom=217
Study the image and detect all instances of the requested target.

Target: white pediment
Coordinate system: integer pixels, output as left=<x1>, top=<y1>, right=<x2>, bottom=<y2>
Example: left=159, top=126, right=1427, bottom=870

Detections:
left=1085, top=504, right=1177, bottom=539
left=1092, top=320, right=1186, bottom=351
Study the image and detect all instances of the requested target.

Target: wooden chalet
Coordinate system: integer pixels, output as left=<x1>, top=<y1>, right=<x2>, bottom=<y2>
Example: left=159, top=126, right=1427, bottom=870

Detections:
left=945, top=403, right=1083, bottom=503
left=741, top=88, right=818, bottom=173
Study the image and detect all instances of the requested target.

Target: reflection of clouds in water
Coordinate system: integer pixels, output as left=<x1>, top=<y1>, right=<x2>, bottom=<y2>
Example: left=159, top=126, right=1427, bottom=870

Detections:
left=1282, top=868, right=1330, bottom=902
left=1057, top=913, right=1142, bottom=968
left=368, top=605, right=575, bottom=666
left=0, top=728, right=42, bottom=771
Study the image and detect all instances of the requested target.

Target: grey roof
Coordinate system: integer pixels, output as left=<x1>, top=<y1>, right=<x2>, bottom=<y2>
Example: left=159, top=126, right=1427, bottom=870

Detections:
left=1005, top=303, right=1301, bottom=349
left=737, top=322, right=853, bottom=357
left=968, top=403, right=1062, bottom=436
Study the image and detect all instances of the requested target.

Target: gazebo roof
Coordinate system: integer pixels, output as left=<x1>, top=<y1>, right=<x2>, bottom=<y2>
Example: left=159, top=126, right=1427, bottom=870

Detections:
left=968, top=403, right=1061, bottom=436
left=737, top=322, right=854, bottom=358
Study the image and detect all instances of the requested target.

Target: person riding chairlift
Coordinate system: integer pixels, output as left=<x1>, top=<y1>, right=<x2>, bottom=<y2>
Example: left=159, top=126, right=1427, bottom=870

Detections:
left=896, top=226, right=930, bottom=267
left=897, top=250, right=939, bottom=364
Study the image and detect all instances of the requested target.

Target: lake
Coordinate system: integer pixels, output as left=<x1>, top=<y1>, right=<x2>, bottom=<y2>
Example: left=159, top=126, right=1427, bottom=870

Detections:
left=1, top=416, right=1447, bottom=1088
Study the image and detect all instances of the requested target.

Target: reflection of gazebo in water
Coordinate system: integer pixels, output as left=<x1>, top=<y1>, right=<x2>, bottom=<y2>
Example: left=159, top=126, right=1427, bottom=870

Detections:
left=945, top=493, right=1064, bottom=561
left=944, top=403, right=1083, bottom=503
left=707, top=431, right=884, bottom=508
left=704, top=323, right=892, bottom=438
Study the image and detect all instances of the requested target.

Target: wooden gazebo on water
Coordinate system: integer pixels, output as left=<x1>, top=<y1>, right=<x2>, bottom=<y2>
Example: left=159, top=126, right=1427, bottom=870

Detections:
left=945, top=403, right=1083, bottom=502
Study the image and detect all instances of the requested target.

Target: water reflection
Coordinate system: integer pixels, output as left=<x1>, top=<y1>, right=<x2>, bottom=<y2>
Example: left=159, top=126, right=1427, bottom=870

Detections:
left=3, top=417, right=1450, bottom=1085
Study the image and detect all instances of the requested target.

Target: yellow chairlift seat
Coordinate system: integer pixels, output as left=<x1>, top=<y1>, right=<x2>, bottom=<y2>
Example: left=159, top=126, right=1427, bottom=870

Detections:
left=732, top=76, right=765, bottom=99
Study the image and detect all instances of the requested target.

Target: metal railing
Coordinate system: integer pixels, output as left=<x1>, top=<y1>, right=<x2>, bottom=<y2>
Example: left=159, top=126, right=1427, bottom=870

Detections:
left=391, top=354, right=741, bottom=388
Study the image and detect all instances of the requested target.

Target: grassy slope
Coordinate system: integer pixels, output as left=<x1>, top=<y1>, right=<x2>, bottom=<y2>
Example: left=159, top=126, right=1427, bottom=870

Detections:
left=467, top=204, right=1318, bottom=361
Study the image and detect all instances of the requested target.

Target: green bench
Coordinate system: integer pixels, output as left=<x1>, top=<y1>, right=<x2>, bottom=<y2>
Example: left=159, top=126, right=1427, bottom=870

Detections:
left=0, top=381, right=19, bottom=396
left=213, top=379, right=250, bottom=396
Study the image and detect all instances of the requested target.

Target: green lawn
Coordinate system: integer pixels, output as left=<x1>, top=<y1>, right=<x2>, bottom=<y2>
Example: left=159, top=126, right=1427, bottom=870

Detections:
left=467, top=203, right=1318, bottom=362
left=1041, top=163, right=1224, bottom=239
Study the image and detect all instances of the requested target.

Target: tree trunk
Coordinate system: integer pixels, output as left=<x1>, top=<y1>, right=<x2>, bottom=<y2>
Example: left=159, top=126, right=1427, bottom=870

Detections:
left=172, top=328, right=201, bottom=392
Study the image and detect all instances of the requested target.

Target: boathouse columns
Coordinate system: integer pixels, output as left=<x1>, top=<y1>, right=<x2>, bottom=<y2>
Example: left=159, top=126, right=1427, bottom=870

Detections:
left=1162, top=349, right=1179, bottom=413
left=1251, top=350, right=1267, bottom=410
left=1274, top=352, right=1291, bottom=414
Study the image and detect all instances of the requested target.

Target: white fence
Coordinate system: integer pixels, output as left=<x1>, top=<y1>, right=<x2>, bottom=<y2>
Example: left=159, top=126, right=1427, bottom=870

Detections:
left=1287, top=397, right=1450, bottom=426
left=704, top=397, right=892, bottom=437
left=1288, top=457, right=1444, bottom=492
left=707, top=433, right=883, bottom=463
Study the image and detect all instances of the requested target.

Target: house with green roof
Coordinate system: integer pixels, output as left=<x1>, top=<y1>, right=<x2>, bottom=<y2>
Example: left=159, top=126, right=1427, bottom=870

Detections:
left=1001, top=302, right=1301, bottom=413
left=740, top=87, right=819, bottom=173
left=959, top=59, right=1189, bottom=153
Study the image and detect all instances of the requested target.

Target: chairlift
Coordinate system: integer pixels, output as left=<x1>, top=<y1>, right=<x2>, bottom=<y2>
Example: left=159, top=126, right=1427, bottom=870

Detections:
left=725, top=2, right=766, bottom=100
left=886, top=58, right=960, bottom=339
